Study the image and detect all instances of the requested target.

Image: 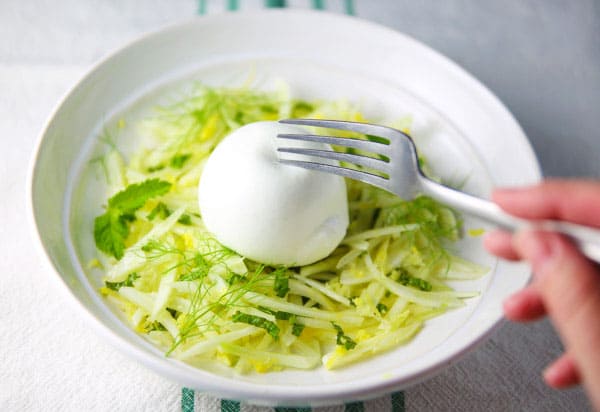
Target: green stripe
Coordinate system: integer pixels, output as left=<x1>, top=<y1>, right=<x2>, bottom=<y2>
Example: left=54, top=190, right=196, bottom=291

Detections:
left=227, top=0, right=239, bottom=11
left=197, top=0, right=206, bottom=15
left=344, top=402, right=364, bottom=412
left=265, top=0, right=286, bottom=7
left=181, top=388, right=195, bottom=412
left=221, top=399, right=241, bottom=412
left=392, top=391, right=406, bottom=412
left=311, top=0, right=325, bottom=9
left=344, top=0, right=355, bottom=15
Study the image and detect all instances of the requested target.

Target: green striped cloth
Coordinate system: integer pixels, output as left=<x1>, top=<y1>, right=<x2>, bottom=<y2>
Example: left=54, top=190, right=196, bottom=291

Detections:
left=184, top=4, right=404, bottom=411
left=181, top=386, right=405, bottom=412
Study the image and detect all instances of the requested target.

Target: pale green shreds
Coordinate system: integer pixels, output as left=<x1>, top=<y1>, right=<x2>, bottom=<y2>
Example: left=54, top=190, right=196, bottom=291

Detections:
left=91, top=82, right=488, bottom=373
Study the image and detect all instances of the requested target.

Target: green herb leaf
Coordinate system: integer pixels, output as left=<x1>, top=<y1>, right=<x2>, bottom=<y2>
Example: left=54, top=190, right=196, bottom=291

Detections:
left=260, top=104, right=277, bottom=114
left=94, top=211, right=129, bottom=259
left=232, top=311, right=280, bottom=340
left=257, top=306, right=276, bottom=316
left=332, top=322, right=357, bottom=350
left=257, top=308, right=302, bottom=336
left=147, top=202, right=171, bottom=221
left=291, top=101, right=314, bottom=117
left=94, top=179, right=171, bottom=259
left=145, top=321, right=166, bottom=332
left=258, top=306, right=293, bottom=320
left=179, top=253, right=211, bottom=281
left=292, top=322, right=305, bottom=337
left=170, top=153, right=191, bottom=169
left=147, top=164, right=164, bottom=173
left=108, top=179, right=172, bottom=212
left=366, top=134, right=390, bottom=145
left=105, top=272, right=139, bottom=291
left=376, top=303, right=388, bottom=315
left=274, top=311, right=293, bottom=321
left=141, top=243, right=154, bottom=252
left=177, top=214, right=192, bottom=226
left=398, top=271, right=432, bottom=291
left=273, top=268, right=289, bottom=298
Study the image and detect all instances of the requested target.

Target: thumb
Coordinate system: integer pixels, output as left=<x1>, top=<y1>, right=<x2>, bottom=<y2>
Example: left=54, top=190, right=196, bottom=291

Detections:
left=513, top=230, right=600, bottom=404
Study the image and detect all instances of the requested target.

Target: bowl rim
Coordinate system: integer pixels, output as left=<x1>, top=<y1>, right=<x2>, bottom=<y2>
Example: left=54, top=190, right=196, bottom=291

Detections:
left=28, top=9, right=541, bottom=406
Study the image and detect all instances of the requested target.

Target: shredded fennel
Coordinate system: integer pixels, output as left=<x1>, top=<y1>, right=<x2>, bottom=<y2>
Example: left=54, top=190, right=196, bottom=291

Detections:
left=92, top=83, right=488, bottom=373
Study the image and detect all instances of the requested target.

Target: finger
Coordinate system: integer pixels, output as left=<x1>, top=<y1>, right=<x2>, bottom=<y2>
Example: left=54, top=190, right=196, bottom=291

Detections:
left=544, top=352, right=581, bottom=388
left=484, top=230, right=520, bottom=260
left=513, top=230, right=600, bottom=404
left=493, top=179, right=600, bottom=227
left=503, top=285, right=546, bottom=321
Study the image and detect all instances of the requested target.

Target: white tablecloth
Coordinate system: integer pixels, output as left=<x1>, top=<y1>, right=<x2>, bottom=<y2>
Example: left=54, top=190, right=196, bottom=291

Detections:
left=1, top=1, right=594, bottom=410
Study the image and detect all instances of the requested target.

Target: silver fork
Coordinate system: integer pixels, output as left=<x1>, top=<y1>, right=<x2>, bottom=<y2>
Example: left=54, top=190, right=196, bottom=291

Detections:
left=277, top=118, right=600, bottom=264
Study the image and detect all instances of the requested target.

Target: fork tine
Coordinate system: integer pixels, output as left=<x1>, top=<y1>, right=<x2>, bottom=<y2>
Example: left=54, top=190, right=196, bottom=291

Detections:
left=279, top=159, right=391, bottom=192
left=277, top=147, right=391, bottom=175
left=280, top=119, right=400, bottom=142
left=277, top=133, right=389, bottom=155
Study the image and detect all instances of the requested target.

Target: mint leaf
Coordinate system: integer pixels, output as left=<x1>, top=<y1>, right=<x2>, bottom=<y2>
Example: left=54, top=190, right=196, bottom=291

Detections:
left=94, top=211, right=128, bottom=259
left=273, top=268, right=289, bottom=298
left=145, top=321, right=166, bottom=332
left=105, top=272, right=139, bottom=291
left=291, top=322, right=305, bottom=337
left=177, top=214, right=192, bottom=226
left=147, top=202, right=171, bottom=221
left=376, top=303, right=388, bottom=315
left=398, top=271, right=432, bottom=292
left=108, top=179, right=171, bottom=213
left=170, top=153, right=191, bottom=169
left=258, top=306, right=293, bottom=321
left=232, top=311, right=280, bottom=340
left=94, top=179, right=171, bottom=259
left=332, top=322, right=357, bottom=350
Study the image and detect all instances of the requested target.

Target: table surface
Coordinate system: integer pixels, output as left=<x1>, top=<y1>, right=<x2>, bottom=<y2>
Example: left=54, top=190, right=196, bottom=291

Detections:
left=1, top=1, right=597, bottom=411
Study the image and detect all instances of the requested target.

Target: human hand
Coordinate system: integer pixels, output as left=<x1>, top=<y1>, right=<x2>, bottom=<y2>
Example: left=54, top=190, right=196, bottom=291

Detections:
left=484, top=180, right=600, bottom=408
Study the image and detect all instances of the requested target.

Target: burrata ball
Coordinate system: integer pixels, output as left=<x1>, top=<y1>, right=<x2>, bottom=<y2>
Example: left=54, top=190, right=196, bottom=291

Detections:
left=198, top=121, right=348, bottom=266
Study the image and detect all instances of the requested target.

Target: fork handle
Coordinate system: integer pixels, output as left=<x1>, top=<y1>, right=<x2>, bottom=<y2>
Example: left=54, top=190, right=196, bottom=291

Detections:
left=420, top=178, right=600, bottom=264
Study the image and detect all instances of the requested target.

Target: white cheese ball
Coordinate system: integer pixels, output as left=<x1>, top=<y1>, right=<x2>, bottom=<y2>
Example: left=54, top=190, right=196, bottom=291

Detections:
left=198, top=121, right=348, bottom=266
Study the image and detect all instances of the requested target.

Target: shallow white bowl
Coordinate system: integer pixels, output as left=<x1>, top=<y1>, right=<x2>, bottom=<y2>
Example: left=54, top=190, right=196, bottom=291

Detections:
left=29, top=10, right=540, bottom=407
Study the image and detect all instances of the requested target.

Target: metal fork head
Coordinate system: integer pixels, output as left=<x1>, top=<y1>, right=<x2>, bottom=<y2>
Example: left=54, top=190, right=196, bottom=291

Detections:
left=277, top=119, right=423, bottom=199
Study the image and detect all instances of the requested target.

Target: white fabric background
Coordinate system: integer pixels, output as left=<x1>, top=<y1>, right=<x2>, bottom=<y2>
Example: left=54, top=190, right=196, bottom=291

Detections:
left=1, top=1, right=595, bottom=411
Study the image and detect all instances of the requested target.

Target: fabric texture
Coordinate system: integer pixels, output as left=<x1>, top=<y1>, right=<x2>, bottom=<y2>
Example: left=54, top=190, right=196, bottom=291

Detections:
left=1, top=0, right=593, bottom=411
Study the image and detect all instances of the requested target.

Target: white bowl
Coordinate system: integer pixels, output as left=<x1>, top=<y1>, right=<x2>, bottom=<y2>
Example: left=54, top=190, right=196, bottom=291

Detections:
left=29, top=10, right=540, bottom=407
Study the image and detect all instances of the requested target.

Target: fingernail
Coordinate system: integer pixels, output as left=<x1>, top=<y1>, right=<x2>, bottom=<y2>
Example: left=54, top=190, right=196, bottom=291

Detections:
left=503, top=292, right=520, bottom=311
left=543, top=364, right=559, bottom=385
